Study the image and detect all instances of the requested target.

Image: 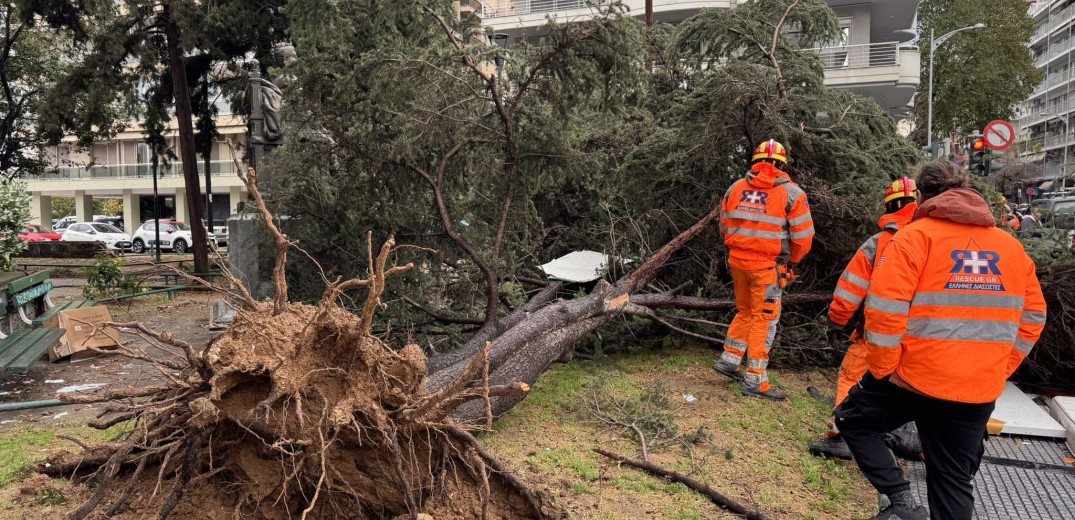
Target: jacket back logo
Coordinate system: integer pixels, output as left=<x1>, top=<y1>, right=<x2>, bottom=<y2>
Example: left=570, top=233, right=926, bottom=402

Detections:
left=950, top=250, right=1001, bottom=275
left=945, top=249, right=1004, bottom=292
left=739, top=191, right=769, bottom=205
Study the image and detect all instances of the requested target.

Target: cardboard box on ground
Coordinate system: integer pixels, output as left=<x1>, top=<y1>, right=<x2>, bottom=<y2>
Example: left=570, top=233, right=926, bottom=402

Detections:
left=45, top=306, right=122, bottom=361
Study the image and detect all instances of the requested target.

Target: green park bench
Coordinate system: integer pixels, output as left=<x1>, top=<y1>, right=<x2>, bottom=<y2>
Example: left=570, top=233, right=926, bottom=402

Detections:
left=0, top=270, right=96, bottom=374
left=32, top=300, right=98, bottom=327
left=0, top=328, right=66, bottom=373
left=161, top=271, right=224, bottom=285
left=95, top=286, right=181, bottom=303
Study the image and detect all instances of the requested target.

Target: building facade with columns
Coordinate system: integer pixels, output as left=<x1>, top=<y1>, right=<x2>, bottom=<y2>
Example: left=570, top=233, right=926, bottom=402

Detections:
left=28, top=114, right=247, bottom=236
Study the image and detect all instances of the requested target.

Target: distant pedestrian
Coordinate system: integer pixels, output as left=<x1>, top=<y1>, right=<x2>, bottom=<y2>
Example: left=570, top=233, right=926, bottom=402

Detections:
left=836, top=161, right=1046, bottom=520
left=1020, top=210, right=1041, bottom=238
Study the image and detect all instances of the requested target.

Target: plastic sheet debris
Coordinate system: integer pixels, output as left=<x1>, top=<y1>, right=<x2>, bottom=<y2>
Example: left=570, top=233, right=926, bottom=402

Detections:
left=540, top=250, right=630, bottom=283
left=51, top=412, right=69, bottom=419
left=44, top=379, right=65, bottom=384
left=682, top=393, right=698, bottom=403
left=56, top=383, right=106, bottom=394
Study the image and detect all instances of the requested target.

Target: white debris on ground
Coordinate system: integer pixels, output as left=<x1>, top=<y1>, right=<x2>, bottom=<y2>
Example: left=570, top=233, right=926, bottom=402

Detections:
left=55, top=383, right=106, bottom=394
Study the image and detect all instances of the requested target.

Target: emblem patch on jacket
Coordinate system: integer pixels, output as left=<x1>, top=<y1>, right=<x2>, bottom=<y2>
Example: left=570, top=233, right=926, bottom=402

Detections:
left=738, top=191, right=769, bottom=205
left=946, top=246, right=1004, bottom=291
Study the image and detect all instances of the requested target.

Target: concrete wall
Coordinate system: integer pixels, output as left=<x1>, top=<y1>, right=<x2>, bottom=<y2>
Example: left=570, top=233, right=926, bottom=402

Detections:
left=830, top=5, right=871, bottom=45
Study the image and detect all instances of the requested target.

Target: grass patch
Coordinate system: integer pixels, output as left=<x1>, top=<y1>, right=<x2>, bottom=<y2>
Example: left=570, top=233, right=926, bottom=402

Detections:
left=525, top=447, right=600, bottom=481
left=34, top=486, right=67, bottom=506
left=614, top=350, right=712, bottom=373
left=0, top=428, right=54, bottom=487
left=571, top=483, right=591, bottom=495
left=0, top=422, right=132, bottom=488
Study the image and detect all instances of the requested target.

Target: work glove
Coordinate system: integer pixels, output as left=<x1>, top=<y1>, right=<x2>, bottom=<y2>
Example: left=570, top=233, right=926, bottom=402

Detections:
left=826, top=319, right=852, bottom=350
left=826, top=328, right=847, bottom=350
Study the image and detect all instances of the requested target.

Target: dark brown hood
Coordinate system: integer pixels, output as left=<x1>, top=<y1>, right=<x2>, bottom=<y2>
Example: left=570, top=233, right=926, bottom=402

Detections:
left=913, top=188, right=995, bottom=227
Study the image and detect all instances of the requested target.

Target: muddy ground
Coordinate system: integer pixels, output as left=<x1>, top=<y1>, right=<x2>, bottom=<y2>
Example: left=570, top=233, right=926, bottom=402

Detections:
left=0, top=282, right=222, bottom=429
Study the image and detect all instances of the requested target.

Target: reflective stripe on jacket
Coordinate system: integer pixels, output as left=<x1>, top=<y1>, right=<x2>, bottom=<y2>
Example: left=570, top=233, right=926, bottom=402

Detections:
left=863, top=189, right=1047, bottom=404
left=720, top=162, right=813, bottom=270
left=828, top=203, right=917, bottom=329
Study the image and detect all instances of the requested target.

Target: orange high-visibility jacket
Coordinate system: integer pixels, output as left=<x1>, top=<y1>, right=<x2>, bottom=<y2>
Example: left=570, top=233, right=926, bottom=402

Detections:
left=863, top=189, right=1047, bottom=404
left=828, top=203, right=917, bottom=329
left=1007, top=215, right=1020, bottom=230
left=720, top=162, right=814, bottom=271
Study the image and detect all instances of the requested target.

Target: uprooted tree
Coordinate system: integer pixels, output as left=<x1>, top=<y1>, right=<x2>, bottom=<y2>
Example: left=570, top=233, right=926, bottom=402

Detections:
left=32, top=0, right=1070, bottom=518
left=40, top=162, right=565, bottom=518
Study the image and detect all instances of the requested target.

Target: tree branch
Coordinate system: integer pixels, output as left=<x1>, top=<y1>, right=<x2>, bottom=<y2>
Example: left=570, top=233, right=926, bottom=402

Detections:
left=402, top=296, right=485, bottom=326
left=595, top=448, right=772, bottom=520
left=765, top=0, right=799, bottom=100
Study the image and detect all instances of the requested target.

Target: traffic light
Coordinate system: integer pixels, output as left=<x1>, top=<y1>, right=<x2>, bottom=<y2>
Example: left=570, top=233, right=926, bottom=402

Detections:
left=985, top=149, right=1004, bottom=174
left=969, top=138, right=988, bottom=175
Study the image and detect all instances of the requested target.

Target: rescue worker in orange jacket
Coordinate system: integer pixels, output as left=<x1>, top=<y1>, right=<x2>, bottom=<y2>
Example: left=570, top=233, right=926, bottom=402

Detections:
left=1004, top=205, right=1020, bottom=231
left=836, top=161, right=1046, bottom=520
left=713, top=139, right=814, bottom=401
left=807, top=178, right=919, bottom=460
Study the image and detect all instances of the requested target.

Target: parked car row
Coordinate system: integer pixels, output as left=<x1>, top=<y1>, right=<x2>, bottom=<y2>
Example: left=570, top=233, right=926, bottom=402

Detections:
left=21, top=218, right=226, bottom=253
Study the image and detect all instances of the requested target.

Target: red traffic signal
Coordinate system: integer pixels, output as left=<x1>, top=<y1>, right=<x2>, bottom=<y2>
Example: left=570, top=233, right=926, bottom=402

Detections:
left=972, top=139, right=985, bottom=151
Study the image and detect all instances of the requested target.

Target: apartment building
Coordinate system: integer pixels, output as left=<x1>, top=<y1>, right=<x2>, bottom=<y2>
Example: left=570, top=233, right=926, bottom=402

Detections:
left=28, top=110, right=248, bottom=237
left=474, top=0, right=921, bottom=118
left=1014, top=0, right=1075, bottom=193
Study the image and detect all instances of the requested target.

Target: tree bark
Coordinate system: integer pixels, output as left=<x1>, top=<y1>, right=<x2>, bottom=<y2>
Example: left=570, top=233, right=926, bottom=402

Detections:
left=163, top=2, right=209, bottom=274
left=433, top=206, right=727, bottom=423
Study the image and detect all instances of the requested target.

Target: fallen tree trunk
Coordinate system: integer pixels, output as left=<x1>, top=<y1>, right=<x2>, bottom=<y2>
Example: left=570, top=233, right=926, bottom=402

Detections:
left=428, top=201, right=833, bottom=424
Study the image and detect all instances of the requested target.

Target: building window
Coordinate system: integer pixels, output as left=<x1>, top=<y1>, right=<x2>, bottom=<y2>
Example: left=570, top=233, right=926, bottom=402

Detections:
left=136, top=143, right=152, bottom=164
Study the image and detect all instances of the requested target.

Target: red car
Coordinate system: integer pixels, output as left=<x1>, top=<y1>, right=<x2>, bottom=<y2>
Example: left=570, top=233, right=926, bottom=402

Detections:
left=21, top=224, right=62, bottom=242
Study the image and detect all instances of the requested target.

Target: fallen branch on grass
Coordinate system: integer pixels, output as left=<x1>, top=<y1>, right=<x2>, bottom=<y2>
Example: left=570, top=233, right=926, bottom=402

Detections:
left=594, top=447, right=772, bottom=520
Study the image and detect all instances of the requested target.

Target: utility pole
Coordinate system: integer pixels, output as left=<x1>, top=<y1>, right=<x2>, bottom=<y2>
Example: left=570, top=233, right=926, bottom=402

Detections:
left=202, top=78, right=214, bottom=243
left=646, top=0, right=653, bottom=26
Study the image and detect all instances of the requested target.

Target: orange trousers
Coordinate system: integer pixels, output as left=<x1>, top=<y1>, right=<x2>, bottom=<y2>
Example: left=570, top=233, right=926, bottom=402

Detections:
left=835, top=338, right=870, bottom=408
left=718, top=265, right=781, bottom=392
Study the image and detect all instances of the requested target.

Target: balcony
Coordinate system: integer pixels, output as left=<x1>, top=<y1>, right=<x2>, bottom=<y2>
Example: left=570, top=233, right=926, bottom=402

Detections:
left=1043, top=132, right=1075, bottom=151
left=814, top=42, right=918, bottom=84
left=34, top=160, right=237, bottom=181
left=482, top=0, right=585, bottom=17
left=481, top=0, right=734, bottom=29
left=814, top=42, right=919, bottom=117
left=1018, top=99, right=1075, bottom=128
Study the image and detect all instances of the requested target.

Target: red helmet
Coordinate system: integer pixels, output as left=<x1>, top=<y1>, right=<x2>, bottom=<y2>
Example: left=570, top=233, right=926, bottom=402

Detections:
left=884, top=177, right=919, bottom=204
left=752, top=139, right=788, bottom=164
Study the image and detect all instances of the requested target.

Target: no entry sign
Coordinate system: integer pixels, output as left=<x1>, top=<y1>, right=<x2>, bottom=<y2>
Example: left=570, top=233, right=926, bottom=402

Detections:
left=983, top=120, right=1015, bottom=151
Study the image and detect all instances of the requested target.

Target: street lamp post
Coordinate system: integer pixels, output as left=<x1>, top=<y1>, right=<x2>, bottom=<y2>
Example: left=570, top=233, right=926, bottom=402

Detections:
left=928, top=23, right=987, bottom=155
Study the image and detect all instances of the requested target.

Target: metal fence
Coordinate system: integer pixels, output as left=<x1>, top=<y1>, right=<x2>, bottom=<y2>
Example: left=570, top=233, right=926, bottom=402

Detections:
left=815, top=42, right=901, bottom=70
left=33, top=160, right=237, bottom=181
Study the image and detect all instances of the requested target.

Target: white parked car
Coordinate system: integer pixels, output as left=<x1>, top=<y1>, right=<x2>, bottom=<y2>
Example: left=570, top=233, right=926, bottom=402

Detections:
left=60, top=222, right=132, bottom=251
left=53, top=216, right=78, bottom=231
left=131, top=220, right=215, bottom=254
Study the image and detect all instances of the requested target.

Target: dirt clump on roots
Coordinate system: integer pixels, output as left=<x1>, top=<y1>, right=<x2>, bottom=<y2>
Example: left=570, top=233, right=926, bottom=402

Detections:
left=36, top=164, right=560, bottom=519
left=40, top=255, right=556, bottom=519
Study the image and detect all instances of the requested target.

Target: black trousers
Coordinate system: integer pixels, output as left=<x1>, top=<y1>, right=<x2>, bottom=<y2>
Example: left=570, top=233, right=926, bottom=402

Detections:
left=835, top=373, right=995, bottom=520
